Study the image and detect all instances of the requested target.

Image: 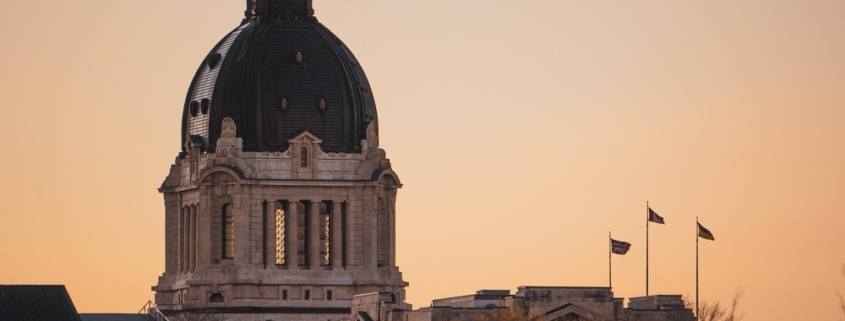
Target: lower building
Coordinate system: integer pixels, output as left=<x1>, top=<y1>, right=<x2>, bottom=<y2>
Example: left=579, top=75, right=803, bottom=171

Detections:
left=351, top=287, right=694, bottom=321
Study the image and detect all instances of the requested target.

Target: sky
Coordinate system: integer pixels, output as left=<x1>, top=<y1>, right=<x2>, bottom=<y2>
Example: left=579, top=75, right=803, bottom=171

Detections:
left=0, top=1, right=843, bottom=320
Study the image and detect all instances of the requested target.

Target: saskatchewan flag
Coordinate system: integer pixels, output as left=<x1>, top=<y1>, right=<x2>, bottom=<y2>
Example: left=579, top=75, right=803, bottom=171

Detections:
left=698, top=223, right=715, bottom=241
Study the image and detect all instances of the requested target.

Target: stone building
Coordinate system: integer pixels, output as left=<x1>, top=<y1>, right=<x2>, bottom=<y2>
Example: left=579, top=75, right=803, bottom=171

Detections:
left=351, top=288, right=694, bottom=321
left=152, top=1, right=408, bottom=320
left=152, top=1, right=694, bottom=321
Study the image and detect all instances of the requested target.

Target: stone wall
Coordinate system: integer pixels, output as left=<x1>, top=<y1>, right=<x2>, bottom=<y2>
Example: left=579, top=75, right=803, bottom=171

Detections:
left=154, top=120, right=408, bottom=321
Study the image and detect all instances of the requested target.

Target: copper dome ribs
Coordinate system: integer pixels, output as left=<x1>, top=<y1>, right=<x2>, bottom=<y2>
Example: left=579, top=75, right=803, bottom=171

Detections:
left=181, top=15, right=375, bottom=154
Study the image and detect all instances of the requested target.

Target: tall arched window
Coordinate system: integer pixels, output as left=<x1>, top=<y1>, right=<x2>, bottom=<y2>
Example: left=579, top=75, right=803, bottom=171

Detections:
left=275, top=202, right=287, bottom=265
left=222, top=203, right=234, bottom=259
left=300, top=147, right=308, bottom=168
left=319, top=201, right=331, bottom=266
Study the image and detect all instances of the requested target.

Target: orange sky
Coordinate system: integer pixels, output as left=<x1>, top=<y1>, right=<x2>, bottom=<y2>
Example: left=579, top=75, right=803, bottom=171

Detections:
left=1, top=1, right=844, bottom=320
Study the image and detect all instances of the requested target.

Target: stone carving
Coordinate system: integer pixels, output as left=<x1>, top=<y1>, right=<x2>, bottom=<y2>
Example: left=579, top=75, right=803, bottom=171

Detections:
left=216, top=118, right=237, bottom=158
left=210, top=118, right=255, bottom=178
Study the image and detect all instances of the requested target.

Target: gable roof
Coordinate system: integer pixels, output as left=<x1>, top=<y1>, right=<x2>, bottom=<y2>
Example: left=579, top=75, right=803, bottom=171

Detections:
left=0, top=285, right=82, bottom=321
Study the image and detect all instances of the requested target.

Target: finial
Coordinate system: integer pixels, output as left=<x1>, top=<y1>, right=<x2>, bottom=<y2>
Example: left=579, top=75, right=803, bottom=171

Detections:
left=246, top=0, right=314, bottom=18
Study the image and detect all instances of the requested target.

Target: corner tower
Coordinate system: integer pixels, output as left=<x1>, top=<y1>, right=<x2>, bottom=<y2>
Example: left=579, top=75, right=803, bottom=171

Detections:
left=153, top=1, right=408, bottom=320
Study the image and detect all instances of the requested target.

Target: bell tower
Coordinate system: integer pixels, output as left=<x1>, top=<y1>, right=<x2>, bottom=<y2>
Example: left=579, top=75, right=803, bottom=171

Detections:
left=153, top=2, right=408, bottom=320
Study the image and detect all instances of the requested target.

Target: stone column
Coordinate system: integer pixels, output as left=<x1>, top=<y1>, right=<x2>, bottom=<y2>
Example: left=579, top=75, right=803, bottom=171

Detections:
left=164, top=193, right=181, bottom=274
left=180, top=207, right=187, bottom=273
left=183, top=206, right=190, bottom=273
left=190, top=205, right=198, bottom=272
left=367, top=193, right=378, bottom=267
left=332, top=200, right=343, bottom=268
left=309, top=200, right=321, bottom=268
left=388, top=191, right=396, bottom=267
left=235, top=191, right=247, bottom=267
left=265, top=201, right=276, bottom=268
left=288, top=200, right=299, bottom=267
left=196, top=188, right=211, bottom=270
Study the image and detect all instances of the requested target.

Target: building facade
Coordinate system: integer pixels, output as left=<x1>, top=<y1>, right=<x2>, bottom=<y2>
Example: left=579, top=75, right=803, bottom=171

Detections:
left=153, top=2, right=695, bottom=321
left=152, top=1, right=408, bottom=320
left=352, top=288, right=694, bottom=321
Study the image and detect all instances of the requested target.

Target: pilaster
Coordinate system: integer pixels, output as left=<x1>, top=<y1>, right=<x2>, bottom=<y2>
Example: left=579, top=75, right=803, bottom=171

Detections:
left=288, top=200, right=299, bottom=267
left=265, top=201, right=276, bottom=268
left=309, top=199, right=321, bottom=268
left=332, top=200, right=343, bottom=269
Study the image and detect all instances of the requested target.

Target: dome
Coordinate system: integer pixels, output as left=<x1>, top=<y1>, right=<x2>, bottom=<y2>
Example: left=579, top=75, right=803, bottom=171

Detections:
left=182, top=0, right=377, bottom=154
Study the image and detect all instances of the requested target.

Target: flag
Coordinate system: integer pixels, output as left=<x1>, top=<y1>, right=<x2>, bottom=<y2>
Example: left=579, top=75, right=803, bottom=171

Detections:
left=648, top=207, right=665, bottom=224
left=698, top=223, right=715, bottom=241
left=611, top=239, right=632, bottom=255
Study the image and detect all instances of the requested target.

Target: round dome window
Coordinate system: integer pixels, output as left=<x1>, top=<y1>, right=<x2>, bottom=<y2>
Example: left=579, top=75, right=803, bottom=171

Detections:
left=317, top=98, right=327, bottom=112
left=294, top=50, right=304, bottom=65
left=280, top=97, right=289, bottom=111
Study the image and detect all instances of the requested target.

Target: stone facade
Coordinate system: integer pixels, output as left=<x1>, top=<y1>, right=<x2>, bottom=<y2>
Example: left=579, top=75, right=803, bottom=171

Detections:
left=352, top=288, right=694, bottom=321
left=153, top=120, right=408, bottom=321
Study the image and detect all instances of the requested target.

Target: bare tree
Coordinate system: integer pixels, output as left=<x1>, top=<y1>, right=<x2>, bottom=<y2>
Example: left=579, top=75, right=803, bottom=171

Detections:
left=696, top=289, right=744, bottom=321
left=838, top=265, right=845, bottom=321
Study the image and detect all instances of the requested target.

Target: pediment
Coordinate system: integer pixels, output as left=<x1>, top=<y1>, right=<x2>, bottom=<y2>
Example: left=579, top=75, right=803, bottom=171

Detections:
left=541, top=303, right=606, bottom=321
left=288, top=131, right=323, bottom=145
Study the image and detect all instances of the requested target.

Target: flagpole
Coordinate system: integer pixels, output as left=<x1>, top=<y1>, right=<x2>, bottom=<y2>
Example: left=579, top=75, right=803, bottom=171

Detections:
left=646, top=201, right=649, bottom=296
left=696, top=217, right=700, bottom=320
left=609, top=231, right=612, bottom=289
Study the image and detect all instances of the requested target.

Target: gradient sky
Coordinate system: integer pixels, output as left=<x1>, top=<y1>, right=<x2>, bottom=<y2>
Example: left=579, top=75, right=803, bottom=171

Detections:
left=1, top=1, right=843, bottom=320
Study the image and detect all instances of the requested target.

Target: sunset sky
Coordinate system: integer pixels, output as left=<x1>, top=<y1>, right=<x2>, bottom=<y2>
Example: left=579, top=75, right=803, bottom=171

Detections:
left=1, top=1, right=844, bottom=320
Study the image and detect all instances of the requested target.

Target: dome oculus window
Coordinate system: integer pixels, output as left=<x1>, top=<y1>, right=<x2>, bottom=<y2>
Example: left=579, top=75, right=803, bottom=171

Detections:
left=279, top=97, right=289, bottom=111
left=317, top=98, right=327, bottom=112
left=294, top=50, right=304, bottom=65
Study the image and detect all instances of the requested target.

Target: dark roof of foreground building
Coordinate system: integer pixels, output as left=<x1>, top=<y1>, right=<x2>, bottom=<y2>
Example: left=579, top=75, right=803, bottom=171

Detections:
left=79, top=314, right=154, bottom=321
left=0, top=285, right=82, bottom=321
left=182, top=0, right=378, bottom=154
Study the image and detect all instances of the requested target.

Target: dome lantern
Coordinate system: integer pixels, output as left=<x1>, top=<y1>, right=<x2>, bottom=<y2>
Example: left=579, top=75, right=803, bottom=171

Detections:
left=246, top=0, right=314, bottom=18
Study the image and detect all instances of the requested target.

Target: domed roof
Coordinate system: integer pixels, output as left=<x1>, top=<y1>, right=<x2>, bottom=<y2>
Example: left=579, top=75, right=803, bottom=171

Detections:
left=182, top=0, right=377, bottom=154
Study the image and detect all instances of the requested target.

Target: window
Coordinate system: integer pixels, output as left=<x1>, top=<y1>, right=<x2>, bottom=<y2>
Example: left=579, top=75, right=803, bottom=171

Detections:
left=275, top=204, right=286, bottom=265
left=223, top=203, right=234, bottom=259
left=304, top=290, right=310, bottom=300
left=319, top=201, right=331, bottom=266
left=282, top=290, right=288, bottom=300
left=209, top=293, right=224, bottom=303
left=326, top=290, right=333, bottom=300
left=300, top=147, right=308, bottom=168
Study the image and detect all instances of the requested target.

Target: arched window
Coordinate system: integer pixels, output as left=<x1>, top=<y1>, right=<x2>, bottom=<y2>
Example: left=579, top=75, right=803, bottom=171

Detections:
left=319, top=201, right=331, bottom=266
left=209, top=292, right=224, bottom=303
left=300, top=147, right=308, bottom=168
left=222, top=203, right=234, bottom=259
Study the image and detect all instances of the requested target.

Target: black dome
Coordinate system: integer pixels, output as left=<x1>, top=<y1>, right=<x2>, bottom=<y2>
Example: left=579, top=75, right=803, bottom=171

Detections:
left=182, top=0, right=377, bottom=154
